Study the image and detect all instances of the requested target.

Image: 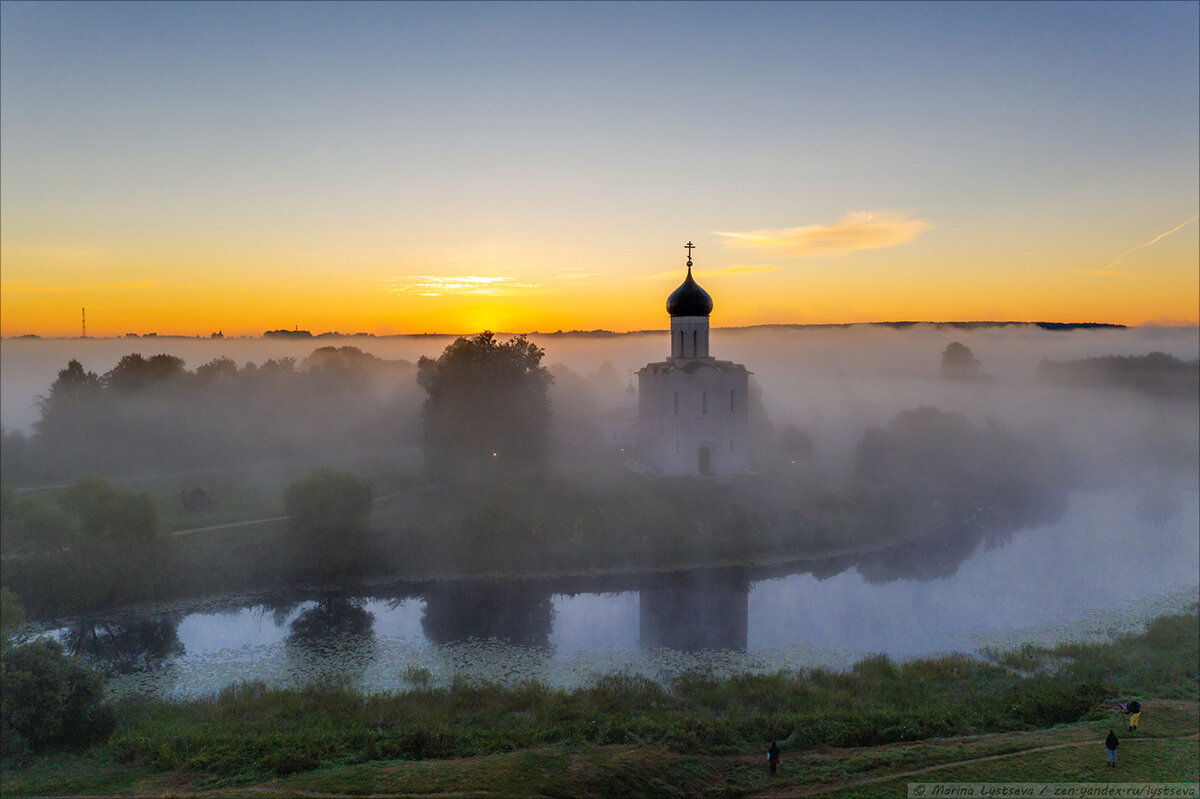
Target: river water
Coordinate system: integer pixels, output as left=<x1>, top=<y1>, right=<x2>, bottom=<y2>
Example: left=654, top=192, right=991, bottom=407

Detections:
left=38, top=487, right=1199, bottom=699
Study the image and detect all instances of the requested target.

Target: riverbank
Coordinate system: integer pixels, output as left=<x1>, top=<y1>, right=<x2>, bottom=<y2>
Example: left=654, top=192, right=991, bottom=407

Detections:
left=3, top=465, right=1065, bottom=621
left=3, top=609, right=1196, bottom=796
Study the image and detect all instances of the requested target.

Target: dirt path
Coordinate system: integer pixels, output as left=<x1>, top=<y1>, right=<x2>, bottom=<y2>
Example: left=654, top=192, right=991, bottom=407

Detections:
left=750, top=733, right=1200, bottom=798
left=169, top=484, right=444, bottom=535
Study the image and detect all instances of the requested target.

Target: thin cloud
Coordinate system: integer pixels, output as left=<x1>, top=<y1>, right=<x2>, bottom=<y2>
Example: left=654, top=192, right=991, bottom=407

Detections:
left=1072, top=270, right=1144, bottom=278
left=713, top=210, right=934, bottom=257
left=392, top=275, right=538, bottom=297
left=1095, top=214, right=1199, bottom=273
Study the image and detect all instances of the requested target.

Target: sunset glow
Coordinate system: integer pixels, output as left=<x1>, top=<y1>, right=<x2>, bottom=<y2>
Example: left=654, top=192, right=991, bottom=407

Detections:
left=2, top=2, right=1197, bottom=337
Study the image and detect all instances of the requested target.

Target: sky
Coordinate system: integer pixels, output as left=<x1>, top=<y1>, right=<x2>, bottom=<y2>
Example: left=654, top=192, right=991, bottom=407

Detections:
left=2, top=1, right=1197, bottom=337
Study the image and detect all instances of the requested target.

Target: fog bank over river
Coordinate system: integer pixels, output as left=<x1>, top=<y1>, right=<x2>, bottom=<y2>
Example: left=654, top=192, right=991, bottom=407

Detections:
left=4, top=324, right=1197, bottom=434
left=36, top=487, right=1197, bottom=699
left=7, top=322, right=1197, bottom=697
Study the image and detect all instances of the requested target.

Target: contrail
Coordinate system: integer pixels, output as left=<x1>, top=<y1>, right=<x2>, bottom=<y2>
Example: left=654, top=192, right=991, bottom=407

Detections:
left=1103, top=214, right=1199, bottom=271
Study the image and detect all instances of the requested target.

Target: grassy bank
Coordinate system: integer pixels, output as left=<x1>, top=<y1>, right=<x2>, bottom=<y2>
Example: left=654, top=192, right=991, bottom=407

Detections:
left=3, top=610, right=1195, bottom=796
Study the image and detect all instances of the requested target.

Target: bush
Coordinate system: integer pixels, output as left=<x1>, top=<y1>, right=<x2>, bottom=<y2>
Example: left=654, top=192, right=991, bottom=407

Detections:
left=283, top=469, right=374, bottom=578
left=0, top=638, right=114, bottom=763
left=1007, top=678, right=1105, bottom=726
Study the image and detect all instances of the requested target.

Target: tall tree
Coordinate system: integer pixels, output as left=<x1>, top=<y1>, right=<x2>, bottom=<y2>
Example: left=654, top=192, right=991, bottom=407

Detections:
left=417, top=332, right=554, bottom=477
left=283, top=469, right=374, bottom=578
left=940, top=341, right=982, bottom=381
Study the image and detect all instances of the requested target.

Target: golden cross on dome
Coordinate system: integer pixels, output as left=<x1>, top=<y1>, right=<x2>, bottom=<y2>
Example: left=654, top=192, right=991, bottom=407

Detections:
left=685, top=241, right=694, bottom=267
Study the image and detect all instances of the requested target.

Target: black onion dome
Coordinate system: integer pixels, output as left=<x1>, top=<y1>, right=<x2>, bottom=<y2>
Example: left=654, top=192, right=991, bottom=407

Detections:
left=666, top=267, right=713, bottom=317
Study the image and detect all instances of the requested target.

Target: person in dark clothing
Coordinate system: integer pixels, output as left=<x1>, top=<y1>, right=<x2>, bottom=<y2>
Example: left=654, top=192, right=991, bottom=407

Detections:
left=1105, top=729, right=1119, bottom=766
left=1123, top=699, right=1142, bottom=732
left=768, top=740, right=781, bottom=774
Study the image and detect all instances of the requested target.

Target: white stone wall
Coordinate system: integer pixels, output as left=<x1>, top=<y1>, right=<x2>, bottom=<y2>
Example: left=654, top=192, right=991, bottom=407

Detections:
left=637, top=359, right=751, bottom=477
left=669, top=316, right=711, bottom=358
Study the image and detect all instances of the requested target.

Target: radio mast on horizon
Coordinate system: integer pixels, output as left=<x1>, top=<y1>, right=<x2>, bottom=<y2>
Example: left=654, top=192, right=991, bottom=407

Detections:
left=82, top=307, right=86, bottom=338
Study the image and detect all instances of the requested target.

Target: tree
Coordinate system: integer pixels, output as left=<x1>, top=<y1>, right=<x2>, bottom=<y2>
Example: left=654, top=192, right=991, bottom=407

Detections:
left=940, top=341, right=982, bottom=381
left=60, top=474, right=158, bottom=544
left=0, top=638, right=114, bottom=763
left=0, top=587, right=25, bottom=648
left=103, top=353, right=187, bottom=392
left=0, top=487, right=74, bottom=554
left=780, top=425, right=814, bottom=461
left=417, top=332, right=554, bottom=477
left=283, top=469, right=374, bottom=578
left=195, top=356, right=238, bottom=382
left=33, top=360, right=104, bottom=461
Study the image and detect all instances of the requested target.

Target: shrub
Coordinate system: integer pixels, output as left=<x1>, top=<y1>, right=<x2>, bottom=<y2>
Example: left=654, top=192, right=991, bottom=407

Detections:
left=0, top=638, right=114, bottom=763
left=283, top=469, right=374, bottom=578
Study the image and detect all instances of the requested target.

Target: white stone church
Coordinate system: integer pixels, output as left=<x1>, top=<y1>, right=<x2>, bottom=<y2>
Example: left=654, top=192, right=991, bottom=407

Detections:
left=636, top=244, right=751, bottom=477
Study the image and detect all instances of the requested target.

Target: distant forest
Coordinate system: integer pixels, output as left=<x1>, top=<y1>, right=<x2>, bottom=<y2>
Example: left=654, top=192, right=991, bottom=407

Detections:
left=1, top=347, right=424, bottom=481
left=1037, top=352, right=1199, bottom=400
left=3, top=321, right=1133, bottom=341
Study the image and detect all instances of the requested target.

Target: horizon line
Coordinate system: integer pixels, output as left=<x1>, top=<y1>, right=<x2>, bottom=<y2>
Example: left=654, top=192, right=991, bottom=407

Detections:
left=10, top=320, right=1192, bottom=342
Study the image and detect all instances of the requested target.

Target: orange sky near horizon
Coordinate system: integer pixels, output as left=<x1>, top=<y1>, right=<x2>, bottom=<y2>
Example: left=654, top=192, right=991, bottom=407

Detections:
left=3, top=216, right=1197, bottom=337
left=2, top=3, right=1197, bottom=337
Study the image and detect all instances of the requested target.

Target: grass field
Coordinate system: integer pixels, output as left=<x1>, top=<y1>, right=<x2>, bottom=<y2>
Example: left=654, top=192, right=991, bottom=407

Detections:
left=2, top=611, right=1196, bottom=797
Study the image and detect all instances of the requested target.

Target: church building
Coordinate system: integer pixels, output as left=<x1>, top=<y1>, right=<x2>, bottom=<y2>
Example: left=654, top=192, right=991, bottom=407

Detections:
left=637, top=244, right=751, bottom=477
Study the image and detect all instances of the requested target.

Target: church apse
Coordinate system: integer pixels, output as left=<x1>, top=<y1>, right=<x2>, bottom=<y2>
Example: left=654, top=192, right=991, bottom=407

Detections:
left=637, top=242, right=752, bottom=477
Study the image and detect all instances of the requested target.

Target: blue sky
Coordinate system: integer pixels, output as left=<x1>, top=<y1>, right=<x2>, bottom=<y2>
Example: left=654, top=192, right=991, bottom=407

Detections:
left=2, top=1, right=1196, bottom=334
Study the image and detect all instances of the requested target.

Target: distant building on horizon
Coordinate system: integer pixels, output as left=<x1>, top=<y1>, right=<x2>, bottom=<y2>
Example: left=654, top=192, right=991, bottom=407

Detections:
left=636, top=244, right=751, bottom=477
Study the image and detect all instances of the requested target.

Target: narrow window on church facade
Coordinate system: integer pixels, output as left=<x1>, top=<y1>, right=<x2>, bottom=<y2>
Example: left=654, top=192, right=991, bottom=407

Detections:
left=702, top=391, right=708, bottom=414
left=692, top=330, right=697, bottom=354
left=730, top=389, right=735, bottom=413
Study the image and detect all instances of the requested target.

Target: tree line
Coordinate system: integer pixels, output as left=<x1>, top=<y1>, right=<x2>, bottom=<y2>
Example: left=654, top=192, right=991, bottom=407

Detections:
left=2, top=347, right=423, bottom=483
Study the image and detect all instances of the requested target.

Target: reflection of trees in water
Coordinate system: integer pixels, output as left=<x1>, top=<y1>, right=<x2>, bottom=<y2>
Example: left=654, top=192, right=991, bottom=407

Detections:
left=287, top=596, right=375, bottom=641
left=284, top=596, right=377, bottom=685
left=835, top=406, right=1071, bottom=584
left=63, top=616, right=184, bottom=676
left=421, top=582, right=553, bottom=647
left=640, top=569, right=749, bottom=651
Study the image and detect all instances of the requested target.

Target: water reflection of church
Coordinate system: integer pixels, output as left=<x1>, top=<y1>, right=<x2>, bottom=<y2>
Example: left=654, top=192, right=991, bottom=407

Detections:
left=637, top=243, right=751, bottom=477
left=419, top=570, right=751, bottom=653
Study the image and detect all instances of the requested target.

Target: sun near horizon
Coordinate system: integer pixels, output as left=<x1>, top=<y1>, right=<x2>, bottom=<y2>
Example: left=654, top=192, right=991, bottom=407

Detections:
left=2, top=3, right=1197, bottom=338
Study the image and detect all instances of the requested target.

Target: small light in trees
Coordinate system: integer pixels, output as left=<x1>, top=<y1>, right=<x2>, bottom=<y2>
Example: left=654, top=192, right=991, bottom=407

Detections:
left=417, top=331, right=552, bottom=478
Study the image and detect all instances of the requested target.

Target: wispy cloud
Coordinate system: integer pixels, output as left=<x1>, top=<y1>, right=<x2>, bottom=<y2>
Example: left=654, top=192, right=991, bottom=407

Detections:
left=1092, top=214, right=1199, bottom=274
left=713, top=210, right=933, bottom=257
left=392, top=275, right=537, bottom=297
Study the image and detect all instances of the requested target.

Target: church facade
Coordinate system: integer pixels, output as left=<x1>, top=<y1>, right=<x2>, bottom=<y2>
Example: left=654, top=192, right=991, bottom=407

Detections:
left=637, top=244, right=751, bottom=477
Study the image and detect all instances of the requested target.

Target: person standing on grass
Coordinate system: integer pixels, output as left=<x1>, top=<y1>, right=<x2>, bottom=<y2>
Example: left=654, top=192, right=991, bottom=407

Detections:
left=1105, top=729, right=1119, bottom=767
left=768, top=739, right=781, bottom=774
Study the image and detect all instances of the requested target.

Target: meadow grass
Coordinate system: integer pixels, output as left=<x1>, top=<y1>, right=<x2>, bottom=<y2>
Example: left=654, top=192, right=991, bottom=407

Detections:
left=2, top=610, right=1195, bottom=796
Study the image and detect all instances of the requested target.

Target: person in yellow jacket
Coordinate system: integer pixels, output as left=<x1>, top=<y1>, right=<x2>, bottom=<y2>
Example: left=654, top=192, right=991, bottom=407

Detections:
left=1122, top=699, right=1141, bottom=732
